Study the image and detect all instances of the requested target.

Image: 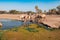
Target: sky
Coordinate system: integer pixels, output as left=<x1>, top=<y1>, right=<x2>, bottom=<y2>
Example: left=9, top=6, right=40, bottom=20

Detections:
left=0, top=0, right=60, bottom=12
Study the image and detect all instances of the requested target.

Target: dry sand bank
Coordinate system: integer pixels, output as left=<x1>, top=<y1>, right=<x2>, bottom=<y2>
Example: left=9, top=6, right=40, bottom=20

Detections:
left=0, top=14, right=27, bottom=20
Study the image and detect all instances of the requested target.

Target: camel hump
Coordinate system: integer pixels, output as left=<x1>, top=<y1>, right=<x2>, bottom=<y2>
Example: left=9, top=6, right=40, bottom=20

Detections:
left=0, top=22, right=2, bottom=27
left=41, top=14, right=46, bottom=17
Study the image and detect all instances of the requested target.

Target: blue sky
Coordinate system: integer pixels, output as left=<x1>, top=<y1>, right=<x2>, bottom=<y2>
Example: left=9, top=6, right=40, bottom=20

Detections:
left=0, top=0, right=60, bottom=12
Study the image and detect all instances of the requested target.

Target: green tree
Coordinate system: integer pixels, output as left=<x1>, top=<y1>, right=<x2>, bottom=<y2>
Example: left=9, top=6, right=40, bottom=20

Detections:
left=9, top=10, right=20, bottom=14
left=44, top=10, right=47, bottom=14
left=56, top=5, right=60, bottom=14
left=57, top=5, right=60, bottom=11
left=48, top=8, right=57, bottom=15
left=26, top=11, right=35, bottom=15
left=0, top=11, right=7, bottom=14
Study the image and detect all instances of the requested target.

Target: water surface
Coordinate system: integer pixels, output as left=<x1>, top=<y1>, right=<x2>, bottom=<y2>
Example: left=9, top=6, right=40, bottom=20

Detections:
left=0, top=19, right=24, bottom=30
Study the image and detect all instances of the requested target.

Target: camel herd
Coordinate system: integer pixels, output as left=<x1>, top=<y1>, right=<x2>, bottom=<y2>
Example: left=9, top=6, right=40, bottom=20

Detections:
left=20, top=13, right=46, bottom=24
left=0, top=13, right=60, bottom=29
left=19, top=13, right=60, bottom=29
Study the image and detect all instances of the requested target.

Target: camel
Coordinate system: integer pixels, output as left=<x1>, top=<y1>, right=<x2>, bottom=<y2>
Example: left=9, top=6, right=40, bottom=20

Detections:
left=0, top=22, right=2, bottom=28
left=40, top=14, right=46, bottom=21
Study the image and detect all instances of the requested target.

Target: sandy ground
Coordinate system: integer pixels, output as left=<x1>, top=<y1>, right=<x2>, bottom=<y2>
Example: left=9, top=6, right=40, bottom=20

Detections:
left=0, top=14, right=27, bottom=20
left=0, top=14, right=60, bottom=28
left=43, top=15, right=60, bottom=28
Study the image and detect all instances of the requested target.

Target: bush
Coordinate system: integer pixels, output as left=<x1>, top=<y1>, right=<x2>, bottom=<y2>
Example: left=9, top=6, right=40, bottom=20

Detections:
left=25, top=27, right=39, bottom=32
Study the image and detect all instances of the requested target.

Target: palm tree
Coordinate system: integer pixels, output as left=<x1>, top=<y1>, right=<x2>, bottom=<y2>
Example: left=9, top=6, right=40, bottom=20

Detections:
left=35, top=6, right=39, bottom=11
left=35, top=6, right=42, bottom=14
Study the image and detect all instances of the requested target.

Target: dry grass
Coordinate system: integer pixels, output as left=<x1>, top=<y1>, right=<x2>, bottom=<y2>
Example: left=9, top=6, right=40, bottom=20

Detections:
left=0, top=24, right=60, bottom=40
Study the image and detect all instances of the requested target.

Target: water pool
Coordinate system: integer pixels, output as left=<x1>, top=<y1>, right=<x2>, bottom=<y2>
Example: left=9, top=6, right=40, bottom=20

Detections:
left=0, top=19, right=25, bottom=30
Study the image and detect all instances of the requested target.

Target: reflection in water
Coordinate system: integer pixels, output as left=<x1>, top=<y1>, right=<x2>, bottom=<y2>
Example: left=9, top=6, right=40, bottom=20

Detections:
left=0, top=19, right=24, bottom=30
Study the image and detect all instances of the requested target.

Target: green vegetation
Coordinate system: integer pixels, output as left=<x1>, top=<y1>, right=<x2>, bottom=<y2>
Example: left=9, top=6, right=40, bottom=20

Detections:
left=0, top=24, right=60, bottom=40
left=0, top=5, right=60, bottom=15
left=0, top=31, right=4, bottom=40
